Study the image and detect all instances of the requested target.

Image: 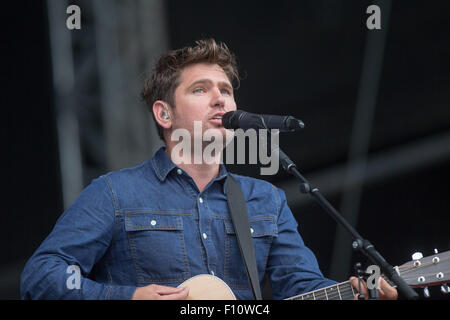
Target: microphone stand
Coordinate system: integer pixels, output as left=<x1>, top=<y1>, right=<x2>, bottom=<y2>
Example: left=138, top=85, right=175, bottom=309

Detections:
left=269, top=139, right=419, bottom=300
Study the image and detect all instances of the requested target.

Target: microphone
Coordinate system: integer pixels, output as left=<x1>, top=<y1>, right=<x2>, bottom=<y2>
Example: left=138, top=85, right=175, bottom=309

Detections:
left=222, top=110, right=305, bottom=132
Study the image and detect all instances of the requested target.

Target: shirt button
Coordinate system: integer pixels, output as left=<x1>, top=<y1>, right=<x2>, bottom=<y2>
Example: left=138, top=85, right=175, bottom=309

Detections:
left=199, top=197, right=203, bottom=204
left=202, top=233, right=208, bottom=239
left=176, top=168, right=182, bottom=175
left=250, top=228, right=254, bottom=234
left=151, top=220, right=157, bottom=226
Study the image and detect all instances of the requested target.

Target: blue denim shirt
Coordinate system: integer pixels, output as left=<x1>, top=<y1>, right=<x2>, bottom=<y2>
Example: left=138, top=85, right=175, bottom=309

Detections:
left=20, top=147, right=336, bottom=300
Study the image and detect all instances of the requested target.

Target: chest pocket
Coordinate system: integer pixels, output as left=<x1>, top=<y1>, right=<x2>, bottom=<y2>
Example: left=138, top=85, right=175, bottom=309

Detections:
left=223, top=217, right=277, bottom=289
left=224, top=218, right=278, bottom=237
left=124, top=212, right=189, bottom=284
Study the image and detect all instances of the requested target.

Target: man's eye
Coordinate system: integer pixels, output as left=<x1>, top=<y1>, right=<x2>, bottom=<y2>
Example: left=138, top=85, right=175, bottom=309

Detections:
left=193, top=88, right=205, bottom=93
left=221, top=89, right=231, bottom=95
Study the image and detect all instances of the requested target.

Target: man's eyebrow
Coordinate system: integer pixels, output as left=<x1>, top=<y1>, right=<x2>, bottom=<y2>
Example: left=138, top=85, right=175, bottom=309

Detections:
left=187, top=79, right=233, bottom=90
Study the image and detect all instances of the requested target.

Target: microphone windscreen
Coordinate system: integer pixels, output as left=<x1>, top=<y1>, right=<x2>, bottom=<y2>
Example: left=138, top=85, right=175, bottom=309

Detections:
left=222, top=111, right=239, bottom=129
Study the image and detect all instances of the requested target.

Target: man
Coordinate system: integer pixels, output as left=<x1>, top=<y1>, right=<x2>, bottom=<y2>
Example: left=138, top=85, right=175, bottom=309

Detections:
left=20, top=39, right=397, bottom=300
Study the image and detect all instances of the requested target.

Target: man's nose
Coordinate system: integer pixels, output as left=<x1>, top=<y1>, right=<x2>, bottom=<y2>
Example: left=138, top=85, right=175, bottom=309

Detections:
left=210, top=88, right=225, bottom=108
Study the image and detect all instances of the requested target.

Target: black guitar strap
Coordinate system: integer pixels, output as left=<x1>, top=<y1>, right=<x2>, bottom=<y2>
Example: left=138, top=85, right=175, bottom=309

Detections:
left=224, top=174, right=262, bottom=300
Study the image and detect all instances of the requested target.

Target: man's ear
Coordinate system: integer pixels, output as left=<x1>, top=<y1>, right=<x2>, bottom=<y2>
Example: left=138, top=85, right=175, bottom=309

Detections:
left=153, top=101, right=172, bottom=129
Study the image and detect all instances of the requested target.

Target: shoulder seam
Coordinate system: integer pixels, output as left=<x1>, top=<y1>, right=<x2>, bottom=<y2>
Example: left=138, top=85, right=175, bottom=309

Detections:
left=101, top=175, right=119, bottom=213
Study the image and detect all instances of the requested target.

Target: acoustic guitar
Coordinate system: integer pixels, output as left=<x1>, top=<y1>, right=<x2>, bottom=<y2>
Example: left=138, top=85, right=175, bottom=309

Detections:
left=178, top=250, right=450, bottom=300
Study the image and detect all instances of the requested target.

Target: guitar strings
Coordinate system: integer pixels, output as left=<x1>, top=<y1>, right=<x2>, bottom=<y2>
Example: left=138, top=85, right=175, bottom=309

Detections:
left=400, top=271, right=448, bottom=282
left=394, top=257, right=450, bottom=278
left=288, top=281, right=356, bottom=300
left=396, top=255, right=450, bottom=273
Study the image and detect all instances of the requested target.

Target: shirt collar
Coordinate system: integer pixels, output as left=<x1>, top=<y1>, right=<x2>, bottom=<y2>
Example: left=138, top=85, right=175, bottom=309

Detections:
left=151, top=147, right=228, bottom=182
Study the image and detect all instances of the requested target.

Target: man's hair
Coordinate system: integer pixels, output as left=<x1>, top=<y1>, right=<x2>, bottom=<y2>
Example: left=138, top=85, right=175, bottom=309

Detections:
left=141, top=38, right=240, bottom=141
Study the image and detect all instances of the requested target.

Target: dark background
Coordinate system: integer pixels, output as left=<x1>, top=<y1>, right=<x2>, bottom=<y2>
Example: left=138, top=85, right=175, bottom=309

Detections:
left=1, top=0, right=449, bottom=300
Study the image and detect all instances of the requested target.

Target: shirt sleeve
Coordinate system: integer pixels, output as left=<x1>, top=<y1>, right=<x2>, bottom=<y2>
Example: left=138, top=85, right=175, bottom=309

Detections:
left=20, top=176, right=136, bottom=300
left=266, top=187, right=337, bottom=300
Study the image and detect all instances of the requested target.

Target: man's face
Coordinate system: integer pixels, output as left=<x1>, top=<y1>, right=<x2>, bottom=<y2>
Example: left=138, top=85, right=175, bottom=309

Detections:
left=170, top=63, right=237, bottom=144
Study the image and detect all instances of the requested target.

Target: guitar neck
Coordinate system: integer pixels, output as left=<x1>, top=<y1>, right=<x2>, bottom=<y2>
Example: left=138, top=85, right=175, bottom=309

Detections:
left=286, top=280, right=356, bottom=300
left=286, top=274, right=397, bottom=301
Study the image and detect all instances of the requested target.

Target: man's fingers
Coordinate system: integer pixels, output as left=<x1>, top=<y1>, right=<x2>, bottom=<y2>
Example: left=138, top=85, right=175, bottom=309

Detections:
left=349, top=276, right=398, bottom=300
left=349, top=276, right=368, bottom=300
left=132, top=284, right=189, bottom=300
left=159, top=286, right=189, bottom=300
left=153, top=284, right=187, bottom=295
left=379, top=277, right=398, bottom=300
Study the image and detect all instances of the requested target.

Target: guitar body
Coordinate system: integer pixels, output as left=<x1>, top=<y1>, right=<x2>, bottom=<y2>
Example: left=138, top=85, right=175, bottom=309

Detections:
left=178, top=274, right=237, bottom=300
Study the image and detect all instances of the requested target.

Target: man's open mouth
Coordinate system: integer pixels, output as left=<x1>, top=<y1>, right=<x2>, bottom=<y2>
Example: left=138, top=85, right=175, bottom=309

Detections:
left=210, top=112, right=225, bottom=121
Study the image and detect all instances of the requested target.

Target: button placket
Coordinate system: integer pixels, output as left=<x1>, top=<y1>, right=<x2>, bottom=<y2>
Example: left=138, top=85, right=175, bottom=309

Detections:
left=199, top=197, right=207, bottom=241
left=197, top=194, right=217, bottom=277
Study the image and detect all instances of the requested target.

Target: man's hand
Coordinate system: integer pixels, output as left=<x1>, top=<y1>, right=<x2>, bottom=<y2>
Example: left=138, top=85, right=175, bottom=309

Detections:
left=132, top=284, right=189, bottom=300
left=349, top=276, right=398, bottom=300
